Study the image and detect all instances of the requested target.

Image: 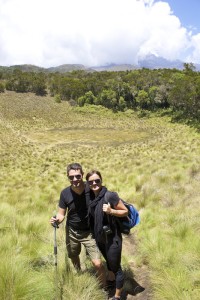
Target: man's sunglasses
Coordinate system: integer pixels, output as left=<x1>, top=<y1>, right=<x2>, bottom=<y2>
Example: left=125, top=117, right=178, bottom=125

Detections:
left=68, top=174, right=82, bottom=180
left=88, top=179, right=101, bottom=185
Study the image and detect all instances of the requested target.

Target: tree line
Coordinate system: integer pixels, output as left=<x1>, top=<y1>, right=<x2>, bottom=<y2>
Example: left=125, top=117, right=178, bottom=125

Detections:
left=0, top=63, right=199, bottom=120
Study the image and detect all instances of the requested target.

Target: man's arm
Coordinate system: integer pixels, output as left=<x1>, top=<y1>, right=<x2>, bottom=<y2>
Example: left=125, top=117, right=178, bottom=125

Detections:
left=56, top=207, right=66, bottom=223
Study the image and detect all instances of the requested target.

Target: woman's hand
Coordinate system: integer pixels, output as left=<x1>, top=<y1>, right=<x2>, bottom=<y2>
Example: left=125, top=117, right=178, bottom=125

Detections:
left=103, top=203, right=112, bottom=214
left=103, top=199, right=128, bottom=217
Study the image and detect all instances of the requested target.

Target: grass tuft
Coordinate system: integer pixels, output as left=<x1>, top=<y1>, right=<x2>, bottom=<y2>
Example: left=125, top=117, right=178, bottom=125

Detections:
left=0, top=92, right=199, bottom=299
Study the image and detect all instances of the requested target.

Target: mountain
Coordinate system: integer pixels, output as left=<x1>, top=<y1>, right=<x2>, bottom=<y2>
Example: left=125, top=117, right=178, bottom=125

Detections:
left=89, top=56, right=200, bottom=71
left=138, top=54, right=200, bottom=71
left=0, top=64, right=45, bottom=73
left=1, top=55, right=200, bottom=72
left=138, top=54, right=184, bottom=70
left=0, top=64, right=91, bottom=73
left=91, top=63, right=139, bottom=71
left=47, top=64, right=88, bottom=73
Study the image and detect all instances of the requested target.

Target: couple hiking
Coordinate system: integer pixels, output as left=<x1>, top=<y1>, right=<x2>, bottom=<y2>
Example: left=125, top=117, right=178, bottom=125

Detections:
left=50, top=162, right=128, bottom=300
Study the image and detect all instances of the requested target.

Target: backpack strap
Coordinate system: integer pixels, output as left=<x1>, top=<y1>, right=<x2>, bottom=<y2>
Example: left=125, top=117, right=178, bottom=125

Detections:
left=85, top=182, right=91, bottom=208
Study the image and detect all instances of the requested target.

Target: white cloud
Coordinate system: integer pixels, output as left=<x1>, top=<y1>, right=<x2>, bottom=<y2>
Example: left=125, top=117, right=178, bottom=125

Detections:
left=187, top=33, right=200, bottom=64
left=0, top=0, right=199, bottom=67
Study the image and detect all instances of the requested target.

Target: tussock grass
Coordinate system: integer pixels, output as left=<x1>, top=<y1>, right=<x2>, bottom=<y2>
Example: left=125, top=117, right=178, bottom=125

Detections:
left=0, top=92, right=199, bottom=299
left=62, top=272, right=105, bottom=300
left=152, top=268, right=198, bottom=300
left=0, top=252, right=54, bottom=300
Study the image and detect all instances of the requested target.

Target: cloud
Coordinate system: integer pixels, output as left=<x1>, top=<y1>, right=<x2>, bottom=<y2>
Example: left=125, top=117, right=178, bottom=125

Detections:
left=188, top=33, right=200, bottom=63
left=0, top=0, right=199, bottom=67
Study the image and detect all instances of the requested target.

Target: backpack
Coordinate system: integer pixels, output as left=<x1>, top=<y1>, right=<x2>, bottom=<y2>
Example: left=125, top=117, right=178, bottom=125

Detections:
left=105, top=191, right=140, bottom=235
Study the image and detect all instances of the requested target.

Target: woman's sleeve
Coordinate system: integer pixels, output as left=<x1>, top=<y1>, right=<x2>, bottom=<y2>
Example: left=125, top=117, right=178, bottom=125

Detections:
left=107, top=191, right=120, bottom=207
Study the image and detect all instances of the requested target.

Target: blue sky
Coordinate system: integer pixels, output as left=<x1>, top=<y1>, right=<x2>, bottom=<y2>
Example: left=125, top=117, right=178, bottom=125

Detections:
left=161, top=0, right=200, bottom=32
left=0, top=0, right=200, bottom=67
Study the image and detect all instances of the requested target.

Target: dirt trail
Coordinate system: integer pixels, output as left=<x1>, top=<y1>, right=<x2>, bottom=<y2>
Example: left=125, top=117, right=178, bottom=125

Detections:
left=108, top=233, right=151, bottom=300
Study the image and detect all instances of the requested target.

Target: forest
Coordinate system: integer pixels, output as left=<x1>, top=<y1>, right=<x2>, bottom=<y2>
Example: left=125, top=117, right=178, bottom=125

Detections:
left=0, top=63, right=199, bottom=124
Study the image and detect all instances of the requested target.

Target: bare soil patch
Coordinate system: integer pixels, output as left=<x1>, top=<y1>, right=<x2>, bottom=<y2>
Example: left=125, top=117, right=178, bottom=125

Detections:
left=108, top=233, right=151, bottom=300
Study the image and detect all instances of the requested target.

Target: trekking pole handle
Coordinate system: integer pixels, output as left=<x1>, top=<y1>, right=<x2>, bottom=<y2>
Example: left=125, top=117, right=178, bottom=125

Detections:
left=52, top=215, right=59, bottom=228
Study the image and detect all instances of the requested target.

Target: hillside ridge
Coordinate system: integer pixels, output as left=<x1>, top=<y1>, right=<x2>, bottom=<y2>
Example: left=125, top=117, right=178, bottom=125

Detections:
left=1, top=54, right=200, bottom=72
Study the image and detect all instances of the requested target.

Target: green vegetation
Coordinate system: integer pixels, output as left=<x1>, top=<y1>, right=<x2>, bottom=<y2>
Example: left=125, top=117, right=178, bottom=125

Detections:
left=0, top=91, right=199, bottom=299
left=0, top=63, right=199, bottom=123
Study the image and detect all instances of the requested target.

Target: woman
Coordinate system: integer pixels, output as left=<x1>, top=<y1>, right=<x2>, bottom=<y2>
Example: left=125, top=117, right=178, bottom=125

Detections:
left=86, top=170, right=128, bottom=300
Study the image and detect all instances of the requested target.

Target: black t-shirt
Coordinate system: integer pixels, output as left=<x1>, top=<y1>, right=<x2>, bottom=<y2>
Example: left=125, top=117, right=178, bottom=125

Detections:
left=59, top=185, right=89, bottom=230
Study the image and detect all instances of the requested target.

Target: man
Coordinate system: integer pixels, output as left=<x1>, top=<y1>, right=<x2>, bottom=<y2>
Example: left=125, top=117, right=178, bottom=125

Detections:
left=50, top=162, right=106, bottom=286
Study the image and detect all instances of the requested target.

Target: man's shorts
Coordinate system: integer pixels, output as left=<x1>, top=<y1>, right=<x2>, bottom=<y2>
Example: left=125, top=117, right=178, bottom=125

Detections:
left=66, top=227, right=101, bottom=260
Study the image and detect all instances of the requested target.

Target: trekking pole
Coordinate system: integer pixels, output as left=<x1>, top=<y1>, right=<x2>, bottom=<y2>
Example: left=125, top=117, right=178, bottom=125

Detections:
left=54, top=226, right=58, bottom=266
left=52, top=216, right=59, bottom=299
left=52, top=216, right=59, bottom=265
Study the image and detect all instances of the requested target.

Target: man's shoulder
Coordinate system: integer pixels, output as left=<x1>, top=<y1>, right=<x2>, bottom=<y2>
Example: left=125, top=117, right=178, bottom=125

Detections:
left=61, top=183, right=89, bottom=199
left=60, top=186, right=73, bottom=203
left=61, top=185, right=71, bottom=195
left=84, top=182, right=90, bottom=193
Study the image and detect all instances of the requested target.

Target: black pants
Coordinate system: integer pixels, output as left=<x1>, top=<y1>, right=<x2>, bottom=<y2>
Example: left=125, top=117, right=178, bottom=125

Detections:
left=98, top=234, right=124, bottom=289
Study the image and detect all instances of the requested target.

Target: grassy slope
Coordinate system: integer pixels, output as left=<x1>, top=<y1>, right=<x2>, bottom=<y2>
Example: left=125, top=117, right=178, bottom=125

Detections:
left=0, top=91, right=199, bottom=300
